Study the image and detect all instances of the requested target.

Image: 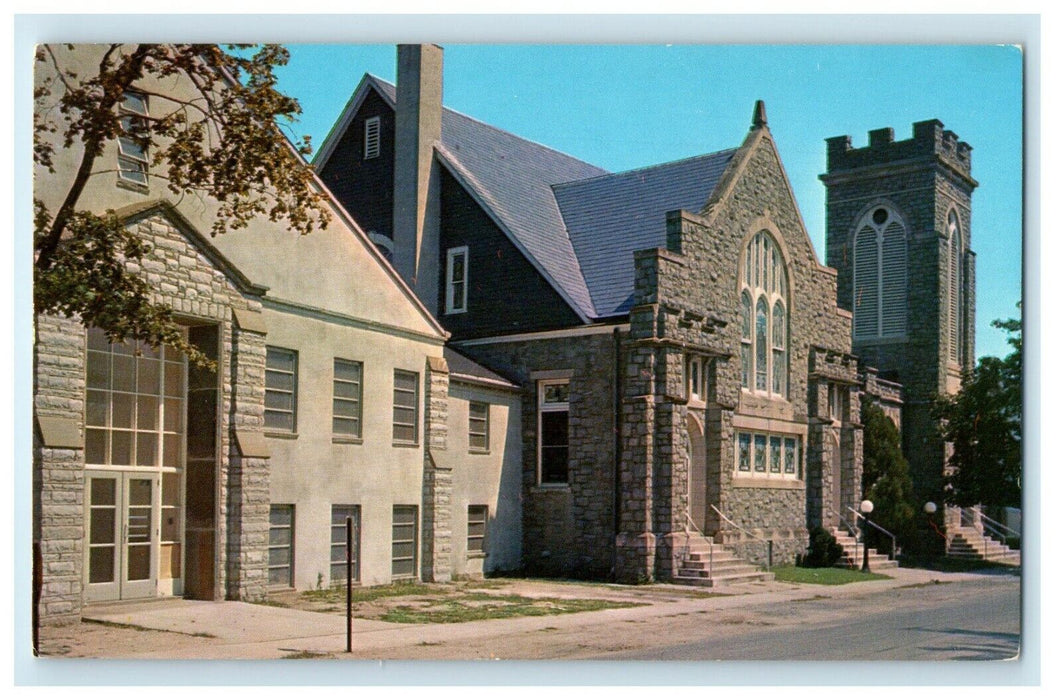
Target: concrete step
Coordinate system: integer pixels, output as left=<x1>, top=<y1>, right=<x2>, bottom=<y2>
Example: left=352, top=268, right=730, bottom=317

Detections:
left=673, top=533, right=775, bottom=588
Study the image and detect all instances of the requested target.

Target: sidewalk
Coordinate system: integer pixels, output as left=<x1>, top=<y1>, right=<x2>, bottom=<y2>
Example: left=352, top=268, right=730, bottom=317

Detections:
left=63, top=565, right=1006, bottom=659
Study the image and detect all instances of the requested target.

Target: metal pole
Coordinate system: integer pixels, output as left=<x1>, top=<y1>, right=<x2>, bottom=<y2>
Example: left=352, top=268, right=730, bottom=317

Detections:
left=861, top=523, right=871, bottom=573
left=767, top=540, right=773, bottom=570
left=346, top=516, right=353, bottom=654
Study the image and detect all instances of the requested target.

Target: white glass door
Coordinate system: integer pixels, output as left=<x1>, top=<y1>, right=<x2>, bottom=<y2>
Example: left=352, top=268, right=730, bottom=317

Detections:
left=85, top=472, right=159, bottom=602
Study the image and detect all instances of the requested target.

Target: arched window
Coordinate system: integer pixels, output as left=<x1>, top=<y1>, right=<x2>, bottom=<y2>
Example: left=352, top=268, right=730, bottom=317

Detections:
left=852, top=206, right=907, bottom=340
left=947, top=210, right=963, bottom=364
left=741, top=231, right=788, bottom=398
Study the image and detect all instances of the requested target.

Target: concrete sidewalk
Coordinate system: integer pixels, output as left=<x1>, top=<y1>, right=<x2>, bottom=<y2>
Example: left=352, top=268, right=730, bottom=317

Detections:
left=78, top=565, right=1008, bottom=659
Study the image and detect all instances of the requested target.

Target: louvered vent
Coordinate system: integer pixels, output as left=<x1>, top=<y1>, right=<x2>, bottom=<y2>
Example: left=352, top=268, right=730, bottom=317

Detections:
left=853, top=225, right=879, bottom=339
left=880, top=221, right=907, bottom=337
left=949, top=235, right=961, bottom=362
left=364, top=116, right=381, bottom=160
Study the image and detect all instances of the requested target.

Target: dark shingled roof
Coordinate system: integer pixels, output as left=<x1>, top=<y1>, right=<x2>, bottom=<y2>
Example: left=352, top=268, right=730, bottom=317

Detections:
left=553, top=150, right=736, bottom=317
left=360, top=76, right=737, bottom=322
left=443, top=346, right=519, bottom=389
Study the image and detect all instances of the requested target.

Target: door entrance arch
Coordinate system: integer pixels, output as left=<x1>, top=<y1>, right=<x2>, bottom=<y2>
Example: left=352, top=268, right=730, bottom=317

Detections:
left=686, top=414, right=707, bottom=532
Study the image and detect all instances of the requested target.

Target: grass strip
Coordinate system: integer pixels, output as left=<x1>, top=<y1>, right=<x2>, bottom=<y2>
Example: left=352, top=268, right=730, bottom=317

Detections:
left=770, top=566, right=891, bottom=585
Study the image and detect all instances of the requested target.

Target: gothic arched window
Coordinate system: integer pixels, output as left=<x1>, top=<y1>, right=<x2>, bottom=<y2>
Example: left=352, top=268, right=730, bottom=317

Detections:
left=947, top=210, right=963, bottom=364
left=852, top=206, right=907, bottom=340
left=741, top=231, right=788, bottom=398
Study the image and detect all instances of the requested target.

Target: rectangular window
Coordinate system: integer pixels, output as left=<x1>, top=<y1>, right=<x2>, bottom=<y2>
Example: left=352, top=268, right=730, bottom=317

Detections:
left=391, top=506, right=417, bottom=580
left=770, top=435, right=782, bottom=473
left=538, top=380, right=570, bottom=484
left=392, top=370, right=419, bottom=444
left=445, top=246, right=469, bottom=314
left=330, top=505, right=360, bottom=584
left=333, top=359, right=363, bottom=438
left=828, top=384, right=843, bottom=422
left=753, top=434, right=767, bottom=473
left=85, top=327, right=186, bottom=469
left=268, top=505, right=294, bottom=587
left=118, top=91, right=149, bottom=185
left=687, top=356, right=705, bottom=402
left=265, top=347, right=297, bottom=432
left=467, top=505, right=488, bottom=555
left=364, top=116, right=381, bottom=159
left=469, top=401, right=489, bottom=451
left=784, top=437, right=797, bottom=475
left=737, top=433, right=751, bottom=472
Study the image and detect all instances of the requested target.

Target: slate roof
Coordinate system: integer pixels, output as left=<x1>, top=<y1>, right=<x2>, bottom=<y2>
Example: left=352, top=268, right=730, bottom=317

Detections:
left=338, top=76, right=737, bottom=323
left=443, top=346, right=519, bottom=389
left=553, top=150, right=736, bottom=317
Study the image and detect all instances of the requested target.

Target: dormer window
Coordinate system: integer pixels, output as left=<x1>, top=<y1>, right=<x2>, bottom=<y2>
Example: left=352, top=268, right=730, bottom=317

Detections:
left=364, top=116, right=381, bottom=160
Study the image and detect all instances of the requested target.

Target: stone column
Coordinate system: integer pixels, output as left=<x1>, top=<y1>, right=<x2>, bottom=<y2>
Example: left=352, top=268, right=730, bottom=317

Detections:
left=615, top=341, right=657, bottom=583
left=33, top=315, right=87, bottom=626
left=224, top=321, right=270, bottom=601
left=421, top=355, right=452, bottom=582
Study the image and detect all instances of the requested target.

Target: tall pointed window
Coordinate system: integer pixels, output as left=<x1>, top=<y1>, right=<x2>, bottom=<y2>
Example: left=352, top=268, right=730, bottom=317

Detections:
left=852, top=206, right=907, bottom=340
left=740, top=231, right=788, bottom=398
left=947, top=210, right=963, bottom=364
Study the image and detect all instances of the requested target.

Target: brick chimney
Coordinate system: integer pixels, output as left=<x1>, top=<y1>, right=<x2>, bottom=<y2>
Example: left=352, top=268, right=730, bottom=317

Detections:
left=392, top=44, right=443, bottom=312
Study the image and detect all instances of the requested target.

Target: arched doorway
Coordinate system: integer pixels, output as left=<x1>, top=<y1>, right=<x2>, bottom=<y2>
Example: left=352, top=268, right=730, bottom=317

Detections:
left=686, top=414, right=707, bottom=531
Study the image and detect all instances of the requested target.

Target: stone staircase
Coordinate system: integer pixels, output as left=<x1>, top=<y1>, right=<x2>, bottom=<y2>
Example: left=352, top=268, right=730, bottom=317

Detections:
left=672, top=533, right=775, bottom=587
left=947, top=526, right=1021, bottom=565
left=831, top=528, right=899, bottom=570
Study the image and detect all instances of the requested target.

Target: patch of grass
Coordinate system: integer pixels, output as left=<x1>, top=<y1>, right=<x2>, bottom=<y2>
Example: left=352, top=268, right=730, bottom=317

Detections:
left=380, top=594, right=642, bottom=624
left=770, top=566, right=891, bottom=585
left=85, top=619, right=216, bottom=638
left=299, top=581, right=436, bottom=604
left=282, top=650, right=334, bottom=659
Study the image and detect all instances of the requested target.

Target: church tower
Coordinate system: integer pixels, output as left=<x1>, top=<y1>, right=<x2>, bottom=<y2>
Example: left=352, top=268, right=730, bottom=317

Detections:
left=821, top=120, right=977, bottom=506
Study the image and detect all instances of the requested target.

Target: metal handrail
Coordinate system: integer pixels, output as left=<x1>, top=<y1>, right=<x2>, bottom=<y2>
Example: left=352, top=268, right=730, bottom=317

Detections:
left=961, top=506, right=1020, bottom=539
left=685, top=513, right=713, bottom=581
left=710, top=504, right=772, bottom=569
left=847, top=506, right=897, bottom=560
left=838, top=512, right=861, bottom=540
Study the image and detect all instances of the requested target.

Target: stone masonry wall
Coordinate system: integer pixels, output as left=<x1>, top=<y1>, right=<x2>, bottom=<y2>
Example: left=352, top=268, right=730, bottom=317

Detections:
left=34, top=208, right=267, bottom=624
left=421, top=356, right=453, bottom=582
left=459, top=333, right=619, bottom=578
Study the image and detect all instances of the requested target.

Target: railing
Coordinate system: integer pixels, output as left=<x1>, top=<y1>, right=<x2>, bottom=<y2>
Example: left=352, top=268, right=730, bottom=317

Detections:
left=684, top=513, right=713, bottom=581
left=838, top=512, right=861, bottom=541
left=848, top=506, right=897, bottom=561
left=710, top=505, right=772, bottom=569
left=959, top=506, right=1020, bottom=555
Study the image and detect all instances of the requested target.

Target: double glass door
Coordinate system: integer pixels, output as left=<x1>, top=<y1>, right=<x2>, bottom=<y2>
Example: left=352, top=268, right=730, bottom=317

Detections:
left=85, top=472, right=160, bottom=602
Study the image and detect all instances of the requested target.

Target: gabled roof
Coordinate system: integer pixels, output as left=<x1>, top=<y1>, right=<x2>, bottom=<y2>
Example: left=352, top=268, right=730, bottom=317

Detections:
left=553, top=150, right=736, bottom=316
left=317, top=74, right=740, bottom=323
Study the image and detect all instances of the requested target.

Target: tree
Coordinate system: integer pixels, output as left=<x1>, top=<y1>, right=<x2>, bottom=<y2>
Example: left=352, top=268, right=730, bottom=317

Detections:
left=934, top=314, right=1022, bottom=508
left=861, top=402, right=917, bottom=549
left=33, top=44, right=331, bottom=363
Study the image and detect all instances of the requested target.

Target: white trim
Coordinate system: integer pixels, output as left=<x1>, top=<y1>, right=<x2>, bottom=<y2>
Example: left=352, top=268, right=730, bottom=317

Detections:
left=455, top=323, right=628, bottom=347
left=537, top=378, right=570, bottom=486
left=445, top=246, right=469, bottom=314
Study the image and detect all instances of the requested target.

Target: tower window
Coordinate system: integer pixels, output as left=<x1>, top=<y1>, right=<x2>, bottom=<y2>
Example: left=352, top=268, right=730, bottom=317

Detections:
left=947, top=210, right=963, bottom=364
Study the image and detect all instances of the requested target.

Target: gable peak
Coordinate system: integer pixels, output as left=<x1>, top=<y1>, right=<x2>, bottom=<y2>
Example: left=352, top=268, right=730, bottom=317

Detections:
left=751, top=100, right=768, bottom=130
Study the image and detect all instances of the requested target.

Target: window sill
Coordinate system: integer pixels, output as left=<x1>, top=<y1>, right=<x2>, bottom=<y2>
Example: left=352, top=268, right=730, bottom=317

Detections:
left=445, top=308, right=468, bottom=315
left=731, top=476, right=804, bottom=490
left=469, top=448, right=491, bottom=455
left=116, top=177, right=149, bottom=194
left=332, top=435, right=364, bottom=445
left=264, top=431, right=299, bottom=440
left=392, top=441, right=421, bottom=449
left=466, top=551, right=487, bottom=560
left=532, top=483, right=571, bottom=493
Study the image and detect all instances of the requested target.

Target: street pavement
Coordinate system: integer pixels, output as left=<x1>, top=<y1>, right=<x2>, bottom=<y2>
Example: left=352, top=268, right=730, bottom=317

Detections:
left=67, top=564, right=1022, bottom=662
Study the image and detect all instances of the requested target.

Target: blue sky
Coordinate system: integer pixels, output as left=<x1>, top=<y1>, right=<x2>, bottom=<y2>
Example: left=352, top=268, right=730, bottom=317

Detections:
left=275, top=43, right=1022, bottom=359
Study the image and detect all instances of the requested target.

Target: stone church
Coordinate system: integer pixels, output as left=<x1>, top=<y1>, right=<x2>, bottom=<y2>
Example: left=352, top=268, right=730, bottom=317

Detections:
left=32, top=43, right=976, bottom=625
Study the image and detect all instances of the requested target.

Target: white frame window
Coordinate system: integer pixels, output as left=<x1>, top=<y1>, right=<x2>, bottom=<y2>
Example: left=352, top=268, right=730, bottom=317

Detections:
left=467, top=505, right=488, bottom=555
left=445, top=246, right=469, bottom=314
left=391, top=505, right=418, bottom=580
left=827, top=383, right=844, bottom=423
left=687, top=355, right=707, bottom=405
left=118, top=91, right=149, bottom=186
left=265, top=347, right=297, bottom=433
left=330, top=505, right=360, bottom=585
left=740, top=231, right=788, bottom=398
left=853, top=205, right=907, bottom=340
left=363, top=116, right=381, bottom=160
left=468, top=401, right=489, bottom=452
left=332, top=358, right=363, bottom=439
left=392, top=369, right=419, bottom=445
left=735, top=430, right=801, bottom=481
left=537, top=379, right=570, bottom=485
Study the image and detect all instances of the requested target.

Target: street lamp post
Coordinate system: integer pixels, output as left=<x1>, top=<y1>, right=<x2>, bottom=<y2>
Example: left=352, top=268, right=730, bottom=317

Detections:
left=860, top=499, right=874, bottom=573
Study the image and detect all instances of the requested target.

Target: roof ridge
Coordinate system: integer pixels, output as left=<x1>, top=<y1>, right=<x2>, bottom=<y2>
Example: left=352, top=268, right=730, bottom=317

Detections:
left=552, top=148, right=739, bottom=190
left=370, top=75, right=607, bottom=175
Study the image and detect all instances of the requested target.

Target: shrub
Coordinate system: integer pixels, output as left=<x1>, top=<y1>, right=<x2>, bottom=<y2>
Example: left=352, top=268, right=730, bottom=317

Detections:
left=802, top=526, right=844, bottom=568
